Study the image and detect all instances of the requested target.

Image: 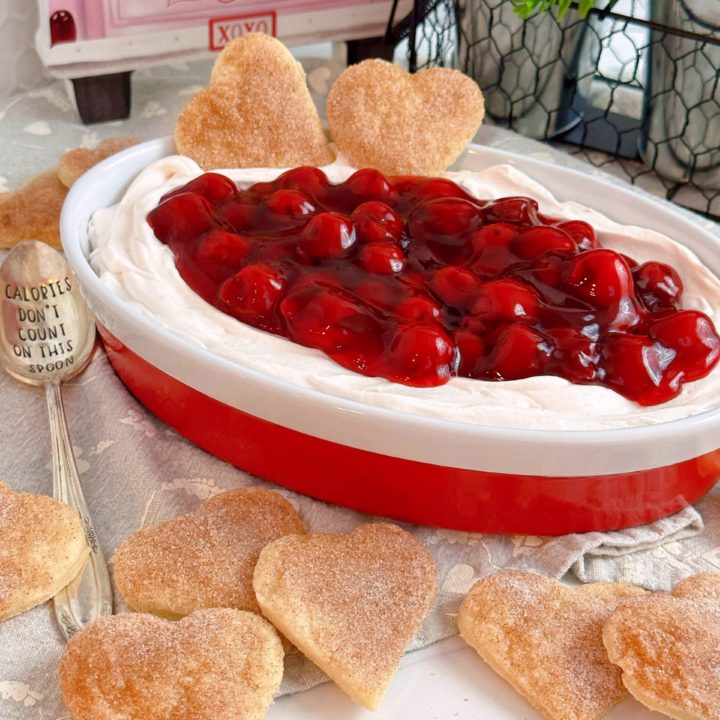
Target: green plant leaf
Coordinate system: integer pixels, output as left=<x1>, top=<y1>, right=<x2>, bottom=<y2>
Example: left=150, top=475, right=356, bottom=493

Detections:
left=511, top=0, right=620, bottom=19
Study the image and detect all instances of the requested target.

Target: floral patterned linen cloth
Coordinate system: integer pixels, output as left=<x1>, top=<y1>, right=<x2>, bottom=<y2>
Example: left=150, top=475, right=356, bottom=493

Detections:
left=1, top=55, right=720, bottom=720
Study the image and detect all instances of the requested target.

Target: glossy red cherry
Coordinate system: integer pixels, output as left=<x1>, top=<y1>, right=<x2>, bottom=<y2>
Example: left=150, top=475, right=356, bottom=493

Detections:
left=560, top=250, right=646, bottom=332
left=483, top=196, right=539, bottom=224
left=161, top=173, right=236, bottom=205
left=147, top=192, right=218, bottom=244
left=218, top=264, right=286, bottom=330
left=546, top=327, right=600, bottom=382
left=485, top=323, right=553, bottom=380
left=280, top=286, right=356, bottom=334
left=275, top=166, right=329, bottom=198
left=455, top=329, right=485, bottom=376
left=471, top=222, right=517, bottom=250
left=633, top=261, right=684, bottom=310
left=429, top=267, right=480, bottom=310
left=567, top=249, right=635, bottom=308
left=330, top=312, right=386, bottom=372
left=470, top=278, right=540, bottom=323
left=196, top=229, right=251, bottom=265
left=556, top=220, right=597, bottom=250
left=649, top=310, right=720, bottom=381
left=264, top=189, right=315, bottom=221
left=195, top=229, right=252, bottom=281
left=220, top=200, right=255, bottom=232
left=409, top=198, right=482, bottom=264
left=351, top=201, right=404, bottom=244
left=395, top=177, right=475, bottom=207
left=601, top=333, right=681, bottom=405
left=301, top=212, right=356, bottom=260
left=386, top=324, right=456, bottom=385
left=357, top=242, right=406, bottom=274
left=396, top=295, right=442, bottom=323
left=344, top=168, right=394, bottom=204
left=469, top=224, right=517, bottom=276
left=604, top=298, right=644, bottom=333
left=409, top=198, right=483, bottom=240
left=280, top=286, right=383, bottom=361
left=513, top=226, right=576, bottom=260
left=529, top=254, right=564, bottom=288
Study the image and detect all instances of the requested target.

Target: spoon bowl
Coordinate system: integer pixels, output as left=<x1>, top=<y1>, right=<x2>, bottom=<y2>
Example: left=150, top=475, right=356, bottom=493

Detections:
left=0, top=240, right=95, bottom=385
left=0, top=240, right=112, bottom=638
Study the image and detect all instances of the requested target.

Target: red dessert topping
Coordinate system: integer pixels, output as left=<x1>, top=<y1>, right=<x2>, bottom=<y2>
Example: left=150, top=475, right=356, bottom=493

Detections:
left=147, top=168, right=720, bottom=405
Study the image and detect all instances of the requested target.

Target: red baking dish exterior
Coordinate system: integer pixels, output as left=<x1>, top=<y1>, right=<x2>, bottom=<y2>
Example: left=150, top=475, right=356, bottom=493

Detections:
left=62, top=138, right=720, bottom=537
left=98, top=325, right=720, bottom=535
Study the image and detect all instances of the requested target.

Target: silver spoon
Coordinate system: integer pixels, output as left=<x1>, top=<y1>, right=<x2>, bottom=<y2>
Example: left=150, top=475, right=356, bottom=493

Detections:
left=0, top=240, right=112, bottom=639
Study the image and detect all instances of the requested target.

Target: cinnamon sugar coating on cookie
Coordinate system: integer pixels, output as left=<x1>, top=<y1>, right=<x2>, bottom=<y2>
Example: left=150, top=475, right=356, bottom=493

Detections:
left=459, top=570, right=646, bottom=720
left=0, top=137, right=143, bottom=249
left=0, top=479, right=88, bottom=622
left=253, top=522, right=437, bottom=710
left=672, top=572, right=720, bottom=599
left=175, top=33, right=333, bottom=169
left=60, top=609, right=283, bottom=720
left=603, top=595, right=720, bottom=720
left=58, top=137, right=141, bottom=188
left=0, top=170, right=67, bottom=249
left=114, top=487, right=306, bottom=618
left=327, top=59, right=485, bottom=175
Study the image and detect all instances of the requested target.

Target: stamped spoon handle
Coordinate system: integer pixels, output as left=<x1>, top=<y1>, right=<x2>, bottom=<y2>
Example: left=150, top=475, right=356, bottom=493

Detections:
left=46, top=380, right=112, bottom=639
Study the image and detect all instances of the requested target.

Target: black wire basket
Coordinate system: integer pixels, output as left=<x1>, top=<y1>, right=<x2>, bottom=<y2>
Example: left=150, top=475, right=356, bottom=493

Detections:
left=388, top=0, right=720, bottom=220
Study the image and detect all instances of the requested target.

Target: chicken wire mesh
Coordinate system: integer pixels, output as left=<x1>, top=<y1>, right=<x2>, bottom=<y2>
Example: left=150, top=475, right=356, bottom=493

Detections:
left=387, top=0, right=720, bottom=219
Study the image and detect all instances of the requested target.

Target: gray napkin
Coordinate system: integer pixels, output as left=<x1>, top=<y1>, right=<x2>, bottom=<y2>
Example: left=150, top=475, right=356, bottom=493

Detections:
left=510, top=505, right=705, bottom=588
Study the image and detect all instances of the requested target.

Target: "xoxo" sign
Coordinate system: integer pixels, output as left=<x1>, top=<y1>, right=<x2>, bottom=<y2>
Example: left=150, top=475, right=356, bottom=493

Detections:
left=209, top=13, right=277, bottom=49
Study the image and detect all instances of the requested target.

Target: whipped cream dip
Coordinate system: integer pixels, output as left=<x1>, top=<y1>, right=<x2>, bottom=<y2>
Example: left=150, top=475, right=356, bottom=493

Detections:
left=88, top=156, right=720, bottom=431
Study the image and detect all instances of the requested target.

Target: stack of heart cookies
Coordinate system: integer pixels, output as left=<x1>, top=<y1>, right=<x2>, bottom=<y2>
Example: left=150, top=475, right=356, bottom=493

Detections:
left=0, top=137, right=140, bottom=251
left=459, top=569, right=720, bottom=720
left=59, top=487, right=438, bottom=720
left=174, top=32, right=485, bottom=178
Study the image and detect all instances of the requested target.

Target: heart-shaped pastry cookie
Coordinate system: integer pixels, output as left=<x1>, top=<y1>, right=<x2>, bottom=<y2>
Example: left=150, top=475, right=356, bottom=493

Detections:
left=0, top=479, right=88, bottom=621
left=0, top=138, right=145, bottom=249
left=458, top=570, right=646, bottom=720
left=603, top=573, right=720, bottom=720
left=672, top=570, right=720, bottom=599
left=60, top=608, right=283, bottom=720
left=58, top=136, right=141, bottom=188
left=327, top=58, right=485, bottom=175
left=0, top=170, right=67, bottom=249
left=253, top=522, right=437, bottom=709
left=114, top=487, right=305, bottom=618
left=175, top=33, right=334, bottom=169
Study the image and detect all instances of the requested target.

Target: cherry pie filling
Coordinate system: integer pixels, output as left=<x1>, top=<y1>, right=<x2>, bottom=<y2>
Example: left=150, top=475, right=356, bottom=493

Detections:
left=147, top=167, right=720, bottom=406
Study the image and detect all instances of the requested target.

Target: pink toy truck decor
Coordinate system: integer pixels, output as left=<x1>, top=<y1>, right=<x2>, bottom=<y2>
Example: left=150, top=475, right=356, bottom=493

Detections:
left=35, top=0, right=409, bottom=122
